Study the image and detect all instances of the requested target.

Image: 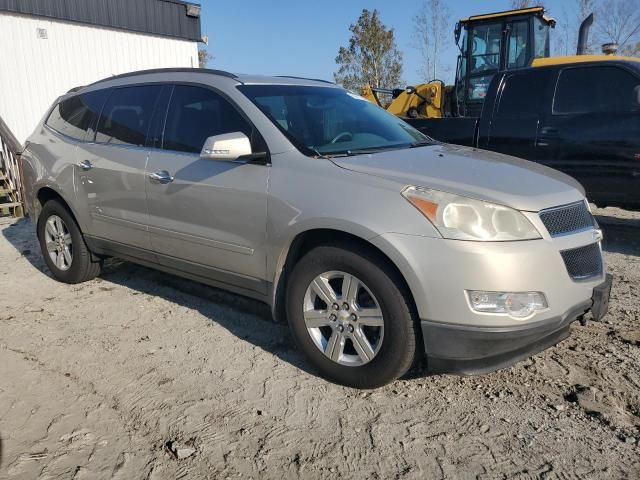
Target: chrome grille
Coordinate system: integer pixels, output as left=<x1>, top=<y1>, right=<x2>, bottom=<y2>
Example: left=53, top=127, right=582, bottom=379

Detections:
left=539, top=201, right=595, bottom=237
left=560, top=243, right=603, bottom=280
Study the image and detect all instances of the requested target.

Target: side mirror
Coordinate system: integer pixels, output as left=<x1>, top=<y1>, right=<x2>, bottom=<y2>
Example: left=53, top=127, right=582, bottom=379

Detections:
left=200, top=132, right=252, bottom=161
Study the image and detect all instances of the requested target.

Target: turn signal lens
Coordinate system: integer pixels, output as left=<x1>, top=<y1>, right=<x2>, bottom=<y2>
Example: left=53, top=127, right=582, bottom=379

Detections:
left=468, top=291, right=548, bottom=319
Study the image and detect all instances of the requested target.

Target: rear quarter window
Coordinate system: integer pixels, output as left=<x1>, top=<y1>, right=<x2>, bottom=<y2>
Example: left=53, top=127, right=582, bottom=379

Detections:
left=45, top=90, right=108, bottom=141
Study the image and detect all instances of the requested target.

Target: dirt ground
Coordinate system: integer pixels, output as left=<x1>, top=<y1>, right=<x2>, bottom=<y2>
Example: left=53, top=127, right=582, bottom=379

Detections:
left=0, top=206, right=639, bottom=479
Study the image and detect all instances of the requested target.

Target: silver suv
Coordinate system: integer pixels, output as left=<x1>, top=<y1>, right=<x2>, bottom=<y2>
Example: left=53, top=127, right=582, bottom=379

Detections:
left=22, top=69, right=612, bottom=388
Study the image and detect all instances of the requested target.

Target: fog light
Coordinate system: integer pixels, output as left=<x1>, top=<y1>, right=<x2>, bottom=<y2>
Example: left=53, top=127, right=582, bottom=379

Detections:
left=467, top=291, right=547, bottom=318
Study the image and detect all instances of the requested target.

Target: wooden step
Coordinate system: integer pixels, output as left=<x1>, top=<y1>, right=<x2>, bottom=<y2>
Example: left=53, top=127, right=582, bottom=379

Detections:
left=0, top=201, right=21, bottom=209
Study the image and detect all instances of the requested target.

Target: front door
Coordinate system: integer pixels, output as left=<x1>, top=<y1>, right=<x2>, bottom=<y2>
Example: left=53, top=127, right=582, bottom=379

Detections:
left=483, top=70, right=550, bottom=160
left=75, top=84, right=162, bottom=250
left=145, top=84, right=269, bottom=294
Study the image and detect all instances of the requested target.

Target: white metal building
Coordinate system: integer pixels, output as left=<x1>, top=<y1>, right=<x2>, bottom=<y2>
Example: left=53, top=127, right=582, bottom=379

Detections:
left=0, top=0, right=202, bottom=145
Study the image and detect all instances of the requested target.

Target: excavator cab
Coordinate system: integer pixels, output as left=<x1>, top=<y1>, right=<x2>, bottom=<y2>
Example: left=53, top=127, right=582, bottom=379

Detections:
left=453, top=7, right=555, bottom=116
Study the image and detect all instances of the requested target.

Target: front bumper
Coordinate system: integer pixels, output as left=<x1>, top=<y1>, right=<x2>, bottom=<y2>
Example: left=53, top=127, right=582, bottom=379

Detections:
left=371, top=229, right=610, bottom=374
left=422, top=300, right=590, bottom=375
left=422, top=274, right=612, bottom=375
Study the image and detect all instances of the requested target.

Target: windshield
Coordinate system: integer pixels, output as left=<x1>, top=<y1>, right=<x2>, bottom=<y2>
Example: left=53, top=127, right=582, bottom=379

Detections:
left=237, top=85, right=430, bottom=156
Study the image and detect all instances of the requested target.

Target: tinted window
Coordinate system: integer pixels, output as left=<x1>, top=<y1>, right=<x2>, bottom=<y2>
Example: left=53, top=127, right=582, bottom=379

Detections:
left=95, top=85, right=162, bottom=146
left=554, top=66, right=640, bottom=115
left=163, top=85, right=252, bottom=154
left=497, top=73, right=543, bottom=117
left=46, top=90, right=108, bottom=141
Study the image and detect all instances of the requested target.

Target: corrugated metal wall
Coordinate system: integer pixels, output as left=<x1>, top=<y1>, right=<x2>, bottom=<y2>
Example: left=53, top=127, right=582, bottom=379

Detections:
left=0, top=12, right=198, bottom=144
left=0, top=0, right=201, bottom=41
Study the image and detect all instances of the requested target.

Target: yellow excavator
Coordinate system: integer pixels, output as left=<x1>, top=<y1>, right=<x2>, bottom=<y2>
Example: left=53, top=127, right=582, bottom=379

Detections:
left=362, top=6, right=561, bottom=118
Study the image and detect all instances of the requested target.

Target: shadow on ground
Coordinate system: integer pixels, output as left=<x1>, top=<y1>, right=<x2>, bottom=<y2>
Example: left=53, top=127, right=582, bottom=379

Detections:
left=597, top=214, right=640, bottom=257
left=1, top=217, right=322, bottom=379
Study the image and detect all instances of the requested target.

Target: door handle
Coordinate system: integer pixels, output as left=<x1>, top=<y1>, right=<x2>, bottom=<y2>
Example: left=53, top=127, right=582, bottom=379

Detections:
left=148, top=170, right=174, bottom=184
left=77, top=159, right=93, bottom=170
left=539, top=127, right=560, bottom=136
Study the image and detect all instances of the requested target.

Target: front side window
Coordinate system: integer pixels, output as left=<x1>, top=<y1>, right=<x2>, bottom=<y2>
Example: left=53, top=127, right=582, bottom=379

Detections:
left=162, top=85, right=252, bottom=154
left=46, top=90, right=108, bottom=141
left=95, top=85, right=162, bottom=146
left=238, top=85, right=428, bottom=156
left=497, top=72, right=546, bottom=117
left=554, top=66, right=640, bottom=115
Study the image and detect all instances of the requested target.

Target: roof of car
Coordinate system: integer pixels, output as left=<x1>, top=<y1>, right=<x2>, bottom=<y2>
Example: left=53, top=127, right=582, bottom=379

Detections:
left=84, top=68, right=336, bottom=90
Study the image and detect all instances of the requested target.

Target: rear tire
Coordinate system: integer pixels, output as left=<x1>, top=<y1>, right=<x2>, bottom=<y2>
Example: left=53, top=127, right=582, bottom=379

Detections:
left=286, top=244, right=418, bottom=389
left=37, top=200, right=102, bottom=283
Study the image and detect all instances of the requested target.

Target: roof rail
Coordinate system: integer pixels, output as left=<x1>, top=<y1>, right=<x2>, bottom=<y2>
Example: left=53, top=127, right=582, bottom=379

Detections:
left=88, top=68, right=239, bottom=87
left=276, top=75, right=335, bottom=85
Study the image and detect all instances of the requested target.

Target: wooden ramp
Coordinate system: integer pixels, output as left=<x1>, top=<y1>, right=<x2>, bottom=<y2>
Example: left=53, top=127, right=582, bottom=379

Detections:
left=0, top=114, right=24, bottom=217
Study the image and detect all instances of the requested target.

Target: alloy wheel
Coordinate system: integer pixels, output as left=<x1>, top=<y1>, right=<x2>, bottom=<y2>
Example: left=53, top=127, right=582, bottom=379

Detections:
left=303, top=271, right=384, bottom=366
left=44, top=215, right=73, bottom=271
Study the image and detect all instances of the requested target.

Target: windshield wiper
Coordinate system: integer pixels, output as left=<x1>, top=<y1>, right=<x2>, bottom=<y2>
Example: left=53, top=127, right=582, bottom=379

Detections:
left=309, top=146, right=350, bottom=159
left=410, top=141, right=434, bottom=148
left=345, top=144, right=410, bottom=156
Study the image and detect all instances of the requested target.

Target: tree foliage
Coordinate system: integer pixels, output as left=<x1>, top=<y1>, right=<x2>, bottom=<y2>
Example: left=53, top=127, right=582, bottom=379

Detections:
left=412, top=0, right=452, bottom=80
left=595, top=0, right=640, bottom=54
left=334, top=9, right=403, bottom=90
left=198, top=49, right=212, bottom=68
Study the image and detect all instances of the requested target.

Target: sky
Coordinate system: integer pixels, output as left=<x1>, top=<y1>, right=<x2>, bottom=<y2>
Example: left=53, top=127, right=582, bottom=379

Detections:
left=199, top=0, right=574, bottom=86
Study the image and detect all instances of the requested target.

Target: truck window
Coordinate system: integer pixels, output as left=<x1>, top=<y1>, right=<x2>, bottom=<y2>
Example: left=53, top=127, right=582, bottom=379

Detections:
left=554, top=66, right=640, bottom=115
left=496, top=73, right=541, bottom=117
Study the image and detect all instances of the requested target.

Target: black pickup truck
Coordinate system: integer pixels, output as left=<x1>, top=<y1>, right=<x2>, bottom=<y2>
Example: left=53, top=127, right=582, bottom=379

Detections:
left=407, top=58, right=640, bottom=209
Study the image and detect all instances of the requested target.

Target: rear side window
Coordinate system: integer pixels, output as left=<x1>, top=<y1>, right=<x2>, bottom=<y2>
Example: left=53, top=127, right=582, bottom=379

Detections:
left=554, top=66, right=640, bottom=115
left=95, top=85, right=162, bottom=146
left=45, top=90, right=108, bottom=141
left=496, top=72, right=546, bottom=117
left=162, top=85, right=252, bottom=154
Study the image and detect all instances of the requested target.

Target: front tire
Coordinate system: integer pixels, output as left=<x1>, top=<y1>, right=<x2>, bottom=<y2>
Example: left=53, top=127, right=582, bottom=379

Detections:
left=286, top=244, right=418, bottom=389
left=37, top=200, right=102, bottom=283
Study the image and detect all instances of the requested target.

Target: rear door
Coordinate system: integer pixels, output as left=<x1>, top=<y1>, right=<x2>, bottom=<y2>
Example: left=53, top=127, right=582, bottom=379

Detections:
left=145, top=84, right=270, bottom=294
left=482, top=69, right=551, bottom=160
left=75, top=84, right=162, bottom=251
left=538, top=65, right=640, bottom=204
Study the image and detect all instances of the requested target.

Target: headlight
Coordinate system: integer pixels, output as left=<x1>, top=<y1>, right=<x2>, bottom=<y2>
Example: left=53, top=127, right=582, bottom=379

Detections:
left=402, top=186, right=541, bottom=241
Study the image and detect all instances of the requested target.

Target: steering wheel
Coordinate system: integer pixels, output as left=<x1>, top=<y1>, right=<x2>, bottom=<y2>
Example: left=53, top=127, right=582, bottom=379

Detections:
left=330, top=132, right=353, bottom=144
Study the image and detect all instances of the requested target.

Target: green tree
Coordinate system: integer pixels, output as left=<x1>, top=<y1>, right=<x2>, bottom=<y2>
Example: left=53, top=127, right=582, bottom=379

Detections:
left=334, top=9, right=403, bottom=91
left=198, top=48, right=212, bottom=68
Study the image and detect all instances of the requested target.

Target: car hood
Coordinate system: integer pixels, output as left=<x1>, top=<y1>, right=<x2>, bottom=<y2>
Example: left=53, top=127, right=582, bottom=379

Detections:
left=332, top=144, right=585, bottom=212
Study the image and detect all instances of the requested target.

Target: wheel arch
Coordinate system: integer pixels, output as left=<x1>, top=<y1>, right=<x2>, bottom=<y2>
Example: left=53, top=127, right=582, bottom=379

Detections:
left=271, top=228, right=420, bottom=328
left=34, top=185, right=83, bottom=229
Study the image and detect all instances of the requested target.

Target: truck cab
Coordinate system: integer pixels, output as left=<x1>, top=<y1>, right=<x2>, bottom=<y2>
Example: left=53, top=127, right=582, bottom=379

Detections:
left=454, top=7, right=555, bottom=117
left=408, top=57, right=640, bottom=209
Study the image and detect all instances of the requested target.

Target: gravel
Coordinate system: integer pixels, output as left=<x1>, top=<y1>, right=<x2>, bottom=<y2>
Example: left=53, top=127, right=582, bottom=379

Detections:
left=0, top=206, right=638, bottom=479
